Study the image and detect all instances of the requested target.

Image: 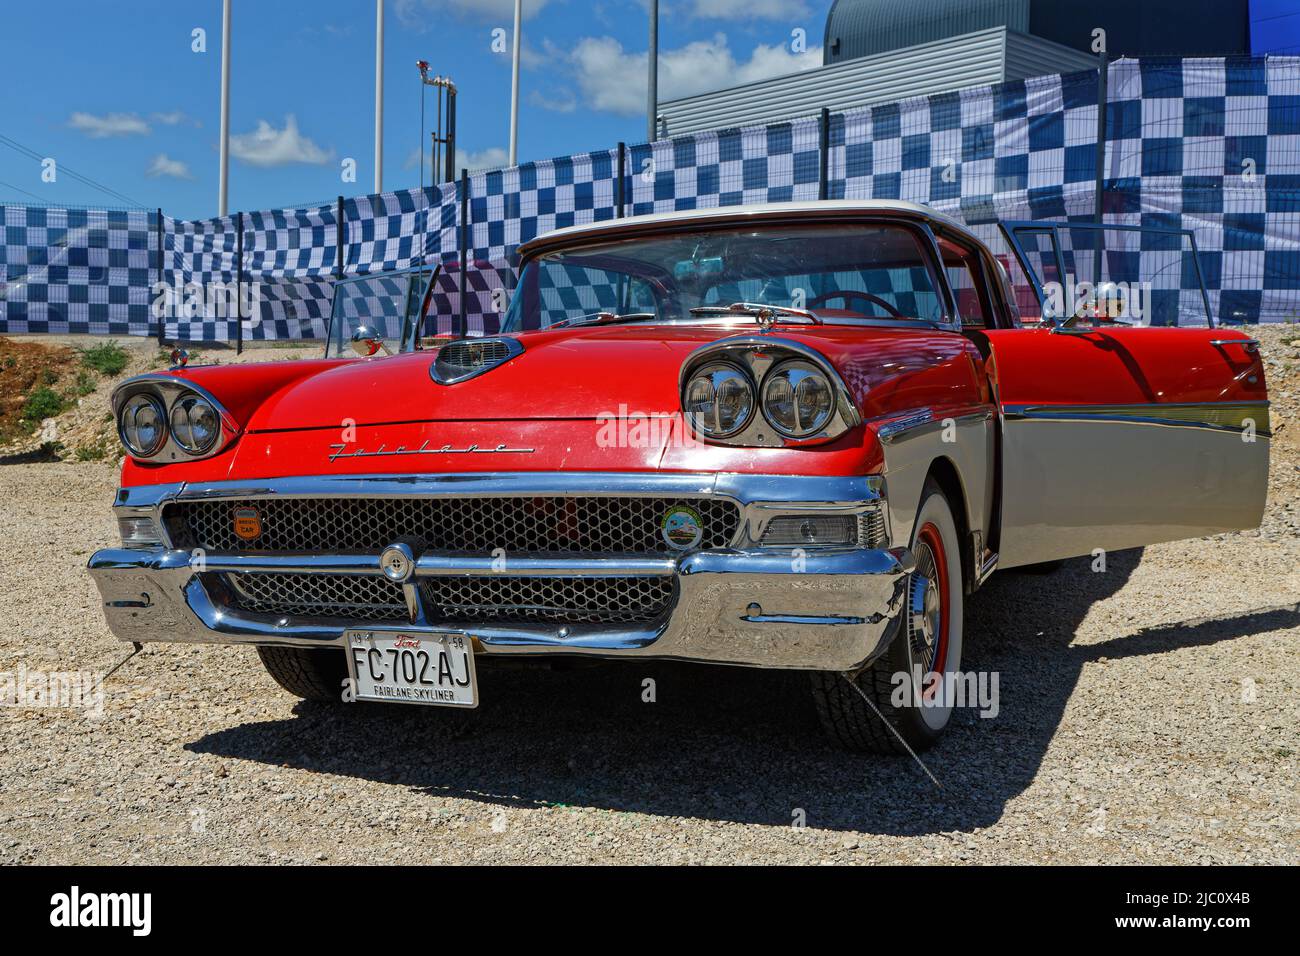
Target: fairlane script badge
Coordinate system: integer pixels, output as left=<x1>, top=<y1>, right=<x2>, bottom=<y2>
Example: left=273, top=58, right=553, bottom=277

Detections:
left=328, top=441, right=535, bottom=463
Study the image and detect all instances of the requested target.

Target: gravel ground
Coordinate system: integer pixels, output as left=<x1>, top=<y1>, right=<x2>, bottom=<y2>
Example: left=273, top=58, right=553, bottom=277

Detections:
left=0, top=329, right=1296, bottom=865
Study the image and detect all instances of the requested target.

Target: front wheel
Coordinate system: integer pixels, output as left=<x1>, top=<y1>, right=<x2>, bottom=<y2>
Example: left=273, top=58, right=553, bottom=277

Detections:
left=257, top=645, right=348, bottom=702
left=810, top=479, right=964, bottom=754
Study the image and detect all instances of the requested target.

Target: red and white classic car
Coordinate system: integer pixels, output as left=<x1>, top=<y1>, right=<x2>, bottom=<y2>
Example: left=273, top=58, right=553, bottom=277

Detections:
left=89, top=201, right=1270, bottom=753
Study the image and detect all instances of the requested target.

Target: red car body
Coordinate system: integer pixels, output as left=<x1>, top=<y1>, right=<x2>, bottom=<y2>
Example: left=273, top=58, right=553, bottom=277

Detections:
left=90, top=201, right=1270, bottom=752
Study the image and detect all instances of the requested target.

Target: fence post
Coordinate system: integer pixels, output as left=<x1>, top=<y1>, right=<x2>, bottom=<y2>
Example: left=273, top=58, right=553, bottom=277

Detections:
left=818, top=107, right=830, bottom=201
left=1093, top=50, right=1109, bottom=288
left=458, top=167, right=469, bottom=339
left=335, top=195, right=345, bottom=279
left=616, top=142, right=626, bottom=217
left=235, top=210, right=244, bottom=354
left=154, top=207, right=165, bottom=345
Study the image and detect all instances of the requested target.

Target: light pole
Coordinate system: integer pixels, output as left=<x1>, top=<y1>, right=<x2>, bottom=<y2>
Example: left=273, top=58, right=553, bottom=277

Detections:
left=508, top=0, right=522, bottom=166
left=374, top=0, right=384, bottom=193
left=218, top=0, right=231, bottom=215
left=647, top=0, right=658, bottom=143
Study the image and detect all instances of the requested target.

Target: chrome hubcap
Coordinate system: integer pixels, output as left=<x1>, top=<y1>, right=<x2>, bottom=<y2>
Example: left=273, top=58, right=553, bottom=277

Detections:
left=908, top=540, right=942, bottom=672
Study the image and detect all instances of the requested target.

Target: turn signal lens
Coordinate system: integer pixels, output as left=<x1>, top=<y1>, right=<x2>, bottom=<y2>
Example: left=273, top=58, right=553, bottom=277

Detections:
left=760, top=514, right=859, bottom=547
left=762, top=360, right=834, bottom=438
left=684, top=363, right=754, bottom=438
left=118, top=394, right=168, bottom=458
left=117, top=515, right=162, bottom=548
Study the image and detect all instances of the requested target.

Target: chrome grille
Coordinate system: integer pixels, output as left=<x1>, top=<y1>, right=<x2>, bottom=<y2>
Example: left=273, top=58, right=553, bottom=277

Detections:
left=420, top=576, right=673, bottom=625
left=225, top=573, right=407, bottom=620
left=221, top=572, right=673, bottom=626
left=170, top=496, right=740, bottom=554
left=439, top=339, right=509, bottom=367
left=859, top=509, right=888, bottom=548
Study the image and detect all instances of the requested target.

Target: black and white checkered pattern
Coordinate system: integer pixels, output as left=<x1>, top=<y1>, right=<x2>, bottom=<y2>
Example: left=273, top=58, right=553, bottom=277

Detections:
left=5, top=56, right=1300, bottom=339
left=0, top=204, right=154, bottom=335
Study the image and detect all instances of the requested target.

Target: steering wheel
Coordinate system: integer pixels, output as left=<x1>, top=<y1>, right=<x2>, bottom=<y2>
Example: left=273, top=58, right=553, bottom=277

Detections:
left=807, top=289, right=906, bottom=319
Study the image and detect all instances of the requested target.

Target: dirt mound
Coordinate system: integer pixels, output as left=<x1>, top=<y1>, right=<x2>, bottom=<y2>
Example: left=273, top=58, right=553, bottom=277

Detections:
left=0, top=338, right=78, bottom=445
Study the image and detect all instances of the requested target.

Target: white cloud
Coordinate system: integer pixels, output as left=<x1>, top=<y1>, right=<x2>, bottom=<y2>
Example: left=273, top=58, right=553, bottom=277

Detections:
left=690, top=0, right=810, bottom=19
left=395, top=0, right=551, bottom=28
left=529, top=87, right=577, bottom=113
left=151, top=110, right=199, bottom=127
left=567, top=34, right=821, bottom=115
left=67, top=112, right=150, bottom=138
left=458, top=146, right=510, bottom=171
left=146, top=154, right=193, bottom=179
left=229, top=115, right=332, bottom=167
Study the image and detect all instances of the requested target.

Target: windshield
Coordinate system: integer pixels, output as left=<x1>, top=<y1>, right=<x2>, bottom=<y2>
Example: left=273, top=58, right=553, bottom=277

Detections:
left=325, top=270, right=433, bottom=357
left=501, top=223, right=946, bottom=332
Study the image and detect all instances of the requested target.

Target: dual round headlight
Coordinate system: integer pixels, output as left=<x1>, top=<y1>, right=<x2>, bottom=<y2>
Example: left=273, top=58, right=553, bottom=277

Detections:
left=169, top=394, right=221, bottom=454
left=118, top=394, right=168, bottom=458
left=118, top=390, right=221, bottom=458
left=683, top=359, right=837, bottom=441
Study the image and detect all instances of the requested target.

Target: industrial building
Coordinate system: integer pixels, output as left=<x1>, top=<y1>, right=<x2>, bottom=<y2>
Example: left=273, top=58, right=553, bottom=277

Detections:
left=659, top=0, right=1252, bottom=137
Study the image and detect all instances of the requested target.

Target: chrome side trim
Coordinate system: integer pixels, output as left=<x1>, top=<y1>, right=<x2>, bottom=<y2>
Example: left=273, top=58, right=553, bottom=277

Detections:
left=1003, top=401, right=1271, bottom=437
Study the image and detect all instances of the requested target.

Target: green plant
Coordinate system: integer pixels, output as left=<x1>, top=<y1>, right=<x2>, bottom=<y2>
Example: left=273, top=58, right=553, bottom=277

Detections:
left=41, top=367, right=59, bottom=385
left=74, top=370, right=98, bottom=396
left=80, top=340, right=129, bottom=376
left=75, top=441, right=109, bottom=461
left=22, top=386, right=66, bottom=423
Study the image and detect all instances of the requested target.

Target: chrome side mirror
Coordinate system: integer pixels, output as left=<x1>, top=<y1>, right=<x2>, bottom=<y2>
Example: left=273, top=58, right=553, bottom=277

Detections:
left=350, top=325, right=390, bottom=356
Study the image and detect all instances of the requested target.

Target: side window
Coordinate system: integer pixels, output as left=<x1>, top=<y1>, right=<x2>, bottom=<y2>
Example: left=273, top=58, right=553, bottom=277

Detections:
left=938, top=237, right=993, bottom=329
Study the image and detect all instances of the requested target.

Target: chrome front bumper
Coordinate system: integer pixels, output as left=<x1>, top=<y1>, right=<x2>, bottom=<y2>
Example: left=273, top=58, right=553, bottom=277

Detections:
left=87, top=472, right=913, bottom=671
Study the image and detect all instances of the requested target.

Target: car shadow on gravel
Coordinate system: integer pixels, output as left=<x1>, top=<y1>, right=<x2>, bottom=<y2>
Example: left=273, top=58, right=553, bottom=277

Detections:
left=187, top=549, right=1299, bottom=835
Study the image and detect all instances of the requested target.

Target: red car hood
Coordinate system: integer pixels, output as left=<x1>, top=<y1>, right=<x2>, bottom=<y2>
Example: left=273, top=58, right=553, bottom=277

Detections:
left=245, top=322, right=967, bottom=432
left=248, top=325, right=728, bottom=430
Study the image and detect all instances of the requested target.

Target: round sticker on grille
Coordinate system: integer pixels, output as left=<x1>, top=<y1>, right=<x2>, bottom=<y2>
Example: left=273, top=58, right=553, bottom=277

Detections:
left=232, top=506, right=262, bottom=541
left=661, top=505, right=704, bottom=551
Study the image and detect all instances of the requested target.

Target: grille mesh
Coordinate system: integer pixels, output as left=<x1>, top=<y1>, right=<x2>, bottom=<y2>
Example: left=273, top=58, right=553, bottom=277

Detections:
left=420, top=575, right=673, bottom=625
left=171, top=496, right=739, bottom=555
left=226, top=573, right=407, bottom=620
left=439, top=340, right=510, bottom=368
left=222, top=572, right=673, bottom=626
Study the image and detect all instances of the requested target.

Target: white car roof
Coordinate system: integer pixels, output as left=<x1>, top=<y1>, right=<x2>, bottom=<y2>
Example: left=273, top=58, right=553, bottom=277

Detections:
left=517, top=199, right=983, bottom=257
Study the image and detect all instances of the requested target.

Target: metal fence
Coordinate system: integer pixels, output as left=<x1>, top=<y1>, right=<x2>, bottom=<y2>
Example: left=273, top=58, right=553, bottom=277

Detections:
left=2, top=54, right=1299, bottom=341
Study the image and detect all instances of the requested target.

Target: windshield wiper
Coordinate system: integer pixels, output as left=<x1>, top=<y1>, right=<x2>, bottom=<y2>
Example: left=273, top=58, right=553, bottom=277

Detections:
left=548, top=311, right=659, bottom=329
left=688, top=302, right=823, bottom=325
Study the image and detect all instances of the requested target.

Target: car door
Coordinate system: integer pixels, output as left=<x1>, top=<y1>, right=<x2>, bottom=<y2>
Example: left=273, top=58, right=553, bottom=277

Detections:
left=980, top=223, right=1269, bottom=569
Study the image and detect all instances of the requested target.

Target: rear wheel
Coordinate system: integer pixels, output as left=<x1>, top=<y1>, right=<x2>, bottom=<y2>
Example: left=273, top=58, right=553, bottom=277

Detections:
left=256, top=645, right=348, bottom=702
left=810, top=480, right=964, bottom=754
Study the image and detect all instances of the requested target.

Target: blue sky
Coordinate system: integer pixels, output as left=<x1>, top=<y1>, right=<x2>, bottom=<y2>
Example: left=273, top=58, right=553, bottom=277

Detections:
left=1, top=0, right=1297, bottom=219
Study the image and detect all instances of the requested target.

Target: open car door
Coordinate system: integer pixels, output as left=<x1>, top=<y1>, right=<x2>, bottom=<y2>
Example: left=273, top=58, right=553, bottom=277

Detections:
left=983, top=222, right=1269, bottom=569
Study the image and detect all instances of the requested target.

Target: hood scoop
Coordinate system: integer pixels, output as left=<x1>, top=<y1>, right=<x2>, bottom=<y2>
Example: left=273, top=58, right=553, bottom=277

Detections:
left=431, top=336, right=524, bottom=385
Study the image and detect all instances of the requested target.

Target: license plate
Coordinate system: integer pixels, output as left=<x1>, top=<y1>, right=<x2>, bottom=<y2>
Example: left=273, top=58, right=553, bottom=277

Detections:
left=344, top=629, right=477, bottom=708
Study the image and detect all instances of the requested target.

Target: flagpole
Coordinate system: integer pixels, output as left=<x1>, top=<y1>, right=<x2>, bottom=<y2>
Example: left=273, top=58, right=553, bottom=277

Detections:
left=374, top=0, right=384, bottom=192
left=218, top=0, right=232, bottom=215
left=508, top=0, right=522, bottom=166
left=647, top=0, right=658, bottom=142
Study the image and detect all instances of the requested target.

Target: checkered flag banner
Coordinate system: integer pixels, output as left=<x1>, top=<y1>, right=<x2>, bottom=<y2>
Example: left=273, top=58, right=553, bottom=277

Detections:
left=0, top=204, right=154, bottom=335
left=5, top=55, right=1300, bottom=339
